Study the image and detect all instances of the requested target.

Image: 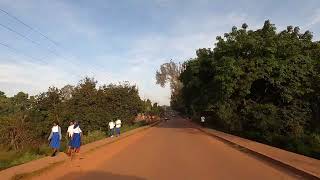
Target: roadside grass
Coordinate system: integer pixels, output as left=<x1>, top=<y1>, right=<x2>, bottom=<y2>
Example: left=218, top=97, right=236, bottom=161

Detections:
left=82, top=130, right=106, bottom=144
left=0, top=121, right=148, bottom=171
left=122, top=121, right=148, bottom=133
left=11, top=161, right=65, bottom=180
left=0, top=150, right=45, bottom=171
left=0, top=149, right=19, bottom=170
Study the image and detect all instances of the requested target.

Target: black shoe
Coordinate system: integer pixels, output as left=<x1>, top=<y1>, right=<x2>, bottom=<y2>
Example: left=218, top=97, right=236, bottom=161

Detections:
left=51, top=151, right=56, bottom=157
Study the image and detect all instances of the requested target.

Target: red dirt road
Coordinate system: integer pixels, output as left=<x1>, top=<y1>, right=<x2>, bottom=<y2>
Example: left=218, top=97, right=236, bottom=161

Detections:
left=34, top=118, right=299, bottom=180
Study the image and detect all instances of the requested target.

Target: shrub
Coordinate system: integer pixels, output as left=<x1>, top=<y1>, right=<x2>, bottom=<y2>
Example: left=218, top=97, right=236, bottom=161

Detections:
left=82, top=130, right=106, bottom=145
left=136, top=120, right=148, bottom=126
left=9, top=152, right=43, bottom=167
left=173, top=20, right=320, bottom=159
left=0, top=151, right=44, bottom=170
left=36, top=144, right=52, bottom=156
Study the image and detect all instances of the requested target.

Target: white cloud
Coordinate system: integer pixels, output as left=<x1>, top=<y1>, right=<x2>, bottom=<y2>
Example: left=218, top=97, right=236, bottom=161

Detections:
left=0, top=56, right=170, bottom=104
left=0, top=0, right=102, bottom=42
left=92, top=12, right=258, bottom=105
left=304, top=8, right=320, bottom=29
left=116, top=12, right=261, bottom=105
left=0, top=0, right=260, bottom=105
left=0, top=60, right=76, bottom=96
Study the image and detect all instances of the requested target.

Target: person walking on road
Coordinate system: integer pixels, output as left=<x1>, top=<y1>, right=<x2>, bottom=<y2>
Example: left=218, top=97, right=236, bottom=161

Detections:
left=48, top=121, right=62, bottom=157
left=108, top=120, right=115, bottom=137
left=70, top=121, right=82, bottom=153
left=66, top=121, right=74, bottom=156
left=115, top=119, right=122, bottom=137
left=201, top=116, right=206, bottom=127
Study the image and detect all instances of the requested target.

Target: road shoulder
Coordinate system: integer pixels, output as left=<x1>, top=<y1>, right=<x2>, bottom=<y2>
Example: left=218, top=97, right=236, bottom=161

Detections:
left=197, top=126, right=320, bottom=179
left=0, top=121, right=161, bottom=180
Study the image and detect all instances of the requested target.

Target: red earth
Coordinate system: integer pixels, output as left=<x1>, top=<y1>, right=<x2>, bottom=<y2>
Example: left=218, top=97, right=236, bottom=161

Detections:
left=33, top=118, right=299, bottom=180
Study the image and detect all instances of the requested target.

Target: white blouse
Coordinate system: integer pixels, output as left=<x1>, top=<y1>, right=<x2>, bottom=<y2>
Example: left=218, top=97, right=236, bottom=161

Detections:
left=52, top=125, right=59, bottom=132
left=67, top=125, right=74, bottom=137
left=73, top=126, right=82, bottom=134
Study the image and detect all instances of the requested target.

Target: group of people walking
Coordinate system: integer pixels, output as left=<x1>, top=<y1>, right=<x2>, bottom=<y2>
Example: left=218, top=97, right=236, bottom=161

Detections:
left=66, top=121, right=82, bottom=156
left=108, top=119, right=122, bottom=137
left=48, top=119, right=122, bottom=157
left=48, top=121, right=82, bottom=157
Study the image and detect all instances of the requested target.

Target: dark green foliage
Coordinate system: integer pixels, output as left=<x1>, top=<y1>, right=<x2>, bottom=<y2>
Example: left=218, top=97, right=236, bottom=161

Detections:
left=141, top=99, right=165, bottom=117
left=0, top=77, right=150, bottom=151
left=175, top=20, right=320, bottom=159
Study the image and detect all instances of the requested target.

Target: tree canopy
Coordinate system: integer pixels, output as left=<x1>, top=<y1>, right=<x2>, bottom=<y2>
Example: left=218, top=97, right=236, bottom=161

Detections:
left=158, top=20, right=320, bottom=159
left=0, top=78, right=163, bottom=151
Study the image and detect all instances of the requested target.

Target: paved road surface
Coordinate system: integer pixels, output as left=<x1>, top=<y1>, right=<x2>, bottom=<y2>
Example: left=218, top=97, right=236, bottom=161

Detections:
left=34, top=118, right=299, bottom=180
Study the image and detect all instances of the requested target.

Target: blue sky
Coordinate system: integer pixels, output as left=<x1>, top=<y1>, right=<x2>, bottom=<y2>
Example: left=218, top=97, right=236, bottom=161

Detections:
left=0, top=0, right=320, bottom=105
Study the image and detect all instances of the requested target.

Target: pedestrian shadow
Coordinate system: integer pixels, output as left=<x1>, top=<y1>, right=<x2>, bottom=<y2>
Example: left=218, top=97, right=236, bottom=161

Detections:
left=57, top=171, right=146, bottom=180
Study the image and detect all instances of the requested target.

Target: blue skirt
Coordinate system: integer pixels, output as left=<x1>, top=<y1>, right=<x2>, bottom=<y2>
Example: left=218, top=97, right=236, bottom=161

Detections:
left=50, top=132, right=60, bottom=149
left=71, top=133, right=81, bottom=148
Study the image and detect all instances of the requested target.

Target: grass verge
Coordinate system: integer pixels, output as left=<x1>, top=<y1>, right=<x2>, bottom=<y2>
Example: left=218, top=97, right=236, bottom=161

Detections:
left=11, top=161, right=65, bottom=180
left=1, top=121, right=149, bottom=171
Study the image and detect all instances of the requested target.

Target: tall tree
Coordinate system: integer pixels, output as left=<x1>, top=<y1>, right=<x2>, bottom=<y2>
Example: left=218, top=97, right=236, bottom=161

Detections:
left=174, top=20, right=320, bottom=158
left=156, top=60, right=185, bottom=109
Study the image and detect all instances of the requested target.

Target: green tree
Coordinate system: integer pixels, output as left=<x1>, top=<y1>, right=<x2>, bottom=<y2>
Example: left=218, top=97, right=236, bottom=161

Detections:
left=155, top=60, right=185, bottom=110
left=176, top=20, right=320, bottom=158
left=0, top=77, right=150, bottom=150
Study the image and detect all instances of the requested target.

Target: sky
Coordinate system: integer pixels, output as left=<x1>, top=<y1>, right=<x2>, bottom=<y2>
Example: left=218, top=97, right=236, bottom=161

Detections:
left=0, top=0, right=320, bottom=105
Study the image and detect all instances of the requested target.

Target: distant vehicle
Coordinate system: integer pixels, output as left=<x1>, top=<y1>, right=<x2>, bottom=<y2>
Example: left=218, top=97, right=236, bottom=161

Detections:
left=164, top=117, right=169, bottom=121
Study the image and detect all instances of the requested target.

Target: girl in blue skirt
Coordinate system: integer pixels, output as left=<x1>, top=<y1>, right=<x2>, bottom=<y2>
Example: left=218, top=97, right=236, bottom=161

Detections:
left=48, top=122, right=62, bottom=157
left=71, top=121, right=82, bottom=153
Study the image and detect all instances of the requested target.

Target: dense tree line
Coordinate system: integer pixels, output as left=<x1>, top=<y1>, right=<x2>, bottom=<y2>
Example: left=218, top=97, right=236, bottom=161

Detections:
left=158, top=21, right=320, bottom=159
left=141, top=99, right=165, bottom=117
left=0, top=77, right=163, bottom=151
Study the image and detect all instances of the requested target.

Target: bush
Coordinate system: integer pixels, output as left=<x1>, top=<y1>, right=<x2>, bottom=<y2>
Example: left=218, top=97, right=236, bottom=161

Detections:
left=0, top=121, right=149, bottom=170
left=36, top=144, right=52, bottom=156
left=9, top=152, right=43, bottom=167
left=136, top=120, right=148, bottom=126
left=175, top=20, right=320, bottom=159
left=82, top=130, right=106, bottom=145
left=307, top=133, right=320, bottom=159
left=0, top=149, right=17, bottom=170
left=0, top=78, right=147, bottom=153
left=0, top=150, right=44, bottom=170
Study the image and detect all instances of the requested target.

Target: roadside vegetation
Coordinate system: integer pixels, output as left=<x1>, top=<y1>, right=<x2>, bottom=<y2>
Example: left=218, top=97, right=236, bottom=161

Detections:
left=156, top=20, right=320, bottom=159
left=0, top=78, right=164, bottom=170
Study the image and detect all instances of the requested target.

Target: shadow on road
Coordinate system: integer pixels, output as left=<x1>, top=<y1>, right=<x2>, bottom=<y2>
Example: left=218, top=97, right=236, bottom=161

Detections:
left=156, top=117, right=305, bottom=179
left=57, top=171, right=146, bottom=180
left=154, top=118, right=205, bottom=135
left=156, top=117, right=195, bottom=128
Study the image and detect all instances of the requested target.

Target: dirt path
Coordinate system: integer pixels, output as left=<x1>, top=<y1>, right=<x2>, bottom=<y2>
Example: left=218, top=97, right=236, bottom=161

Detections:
left=33, top=118, right=299, bottom=180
